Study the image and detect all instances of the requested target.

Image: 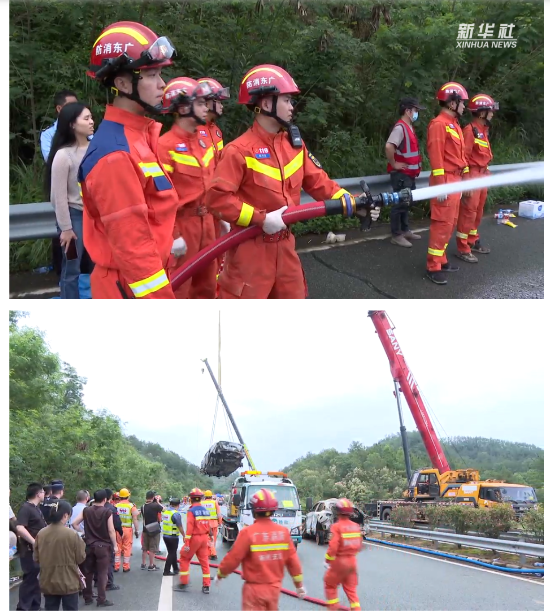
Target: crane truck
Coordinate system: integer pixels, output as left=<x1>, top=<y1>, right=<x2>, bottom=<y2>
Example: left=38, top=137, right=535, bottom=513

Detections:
left=201, top=358, right=303, bottom=548
left=367, top=310, right=538, bottom=521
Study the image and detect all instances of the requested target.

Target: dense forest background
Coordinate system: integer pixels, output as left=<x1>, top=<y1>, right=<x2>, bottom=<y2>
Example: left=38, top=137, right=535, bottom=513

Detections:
left=9, top=0, right=543, bottom=270
left=10, top=311, right=544, bottom=515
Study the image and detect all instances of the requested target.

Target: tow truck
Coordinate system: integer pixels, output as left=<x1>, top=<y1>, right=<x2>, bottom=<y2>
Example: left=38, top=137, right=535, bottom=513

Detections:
left=367, top=310, right=538, bottom=520
left=221, top=470, right=303, bottom=548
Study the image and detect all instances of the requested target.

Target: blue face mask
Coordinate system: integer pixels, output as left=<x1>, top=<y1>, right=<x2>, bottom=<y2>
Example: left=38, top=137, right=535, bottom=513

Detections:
left=411, top=111, right=419, bottom=122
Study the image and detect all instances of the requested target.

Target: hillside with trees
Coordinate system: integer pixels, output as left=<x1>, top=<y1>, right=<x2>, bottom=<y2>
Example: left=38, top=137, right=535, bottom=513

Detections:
left=9, top=0, right=543, bottom=270
left=283, top=431, right=544, bottom=503
left=9, top=311, right=212, bottom=510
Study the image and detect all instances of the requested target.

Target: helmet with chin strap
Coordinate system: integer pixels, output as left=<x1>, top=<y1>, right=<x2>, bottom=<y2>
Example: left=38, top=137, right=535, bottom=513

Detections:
left=87, top=21, right=176, bottom=115
left=238, top=64, right=300, bottom=128
left=161, top=77, right=213, bottom=126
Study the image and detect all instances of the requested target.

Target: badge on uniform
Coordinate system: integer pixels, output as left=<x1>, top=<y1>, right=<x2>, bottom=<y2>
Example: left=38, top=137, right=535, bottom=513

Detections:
left=216, top=130, right=222, bottom=138
left=308, top=152, right=322, bottom=169
left=199, top=129, right=208, bottom=138
left=449, top=124, right=455, bottom=129
left=198, top=139, right=207, bottom=148
left=479, top=132, right=484, bottom=138
left=254, top=147, right=270, bottom=159
left=176, top=143, right=188, bottom=152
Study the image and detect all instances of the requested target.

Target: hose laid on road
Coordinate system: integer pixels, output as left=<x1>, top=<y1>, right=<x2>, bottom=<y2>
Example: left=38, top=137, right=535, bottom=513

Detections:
left=170, top=201, right=332, bottom=291
left=364, top=537, right=544, bottom=576
left=154, top=554, right=349, bottom=610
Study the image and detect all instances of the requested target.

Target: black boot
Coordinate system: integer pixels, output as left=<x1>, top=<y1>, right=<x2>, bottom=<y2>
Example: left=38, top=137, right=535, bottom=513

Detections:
left=426, top=270, right=447, bottom=285
left=441, top=262, right=459, bottom=272
left=202, top=586, right=210, bottom=594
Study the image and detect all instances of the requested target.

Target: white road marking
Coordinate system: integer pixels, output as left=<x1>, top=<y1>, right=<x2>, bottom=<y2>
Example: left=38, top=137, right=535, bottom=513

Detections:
left=366, top=541, right=544, bottom=585
left=9, top=287, right=59, bottom=298
left=158, top=574, right=173, bottom=611
left=296, top=227, right=430, bottom=254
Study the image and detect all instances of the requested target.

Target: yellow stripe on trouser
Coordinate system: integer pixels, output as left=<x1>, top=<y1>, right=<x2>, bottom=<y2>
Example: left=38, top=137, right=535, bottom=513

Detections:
left=456, top=231, right=469, bottom=239
left=428, top=247, right=445, bottom=256
left=469, top=229, right=478, bottom=235
left=128, top=269, right=169, bottom=298
left=326, top=599, right=340, bottom=605
left=250, top=543, right=289, bottom=552
left=351, top=603, right=361, bottom=608
left=179, top=571, right=189, bottom=575
left=236, top=203, right=254, bottom=227
left=203, top=574, right=210, bottom=578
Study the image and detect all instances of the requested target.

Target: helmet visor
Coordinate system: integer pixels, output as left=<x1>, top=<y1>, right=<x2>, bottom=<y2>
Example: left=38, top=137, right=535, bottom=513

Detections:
left=215, top=86, right=230, bottom=100
left=147, top=36, right=176, bottom=61
left=194, top=82, right=213, bottom=99
left=492, top=101, right=499, bottom=110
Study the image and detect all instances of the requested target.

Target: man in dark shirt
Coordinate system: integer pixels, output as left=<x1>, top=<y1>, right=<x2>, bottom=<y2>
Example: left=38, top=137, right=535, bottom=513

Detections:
left=16, top=482, right=47, bottom=611
left=40, top=481, right=65, bottom=525
left=103, top=489, right=122, bottom=591
left=140, top=491, right=163, bottom=571
left=73, top=489, right=117, bottom=607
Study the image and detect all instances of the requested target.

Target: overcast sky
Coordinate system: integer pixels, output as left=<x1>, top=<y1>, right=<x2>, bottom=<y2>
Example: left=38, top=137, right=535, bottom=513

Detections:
left=15, top=301, right=544, bottom=474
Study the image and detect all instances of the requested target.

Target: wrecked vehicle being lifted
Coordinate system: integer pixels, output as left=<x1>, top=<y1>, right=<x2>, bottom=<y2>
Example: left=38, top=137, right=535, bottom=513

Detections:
left=200, top=441, right=245, bottom=477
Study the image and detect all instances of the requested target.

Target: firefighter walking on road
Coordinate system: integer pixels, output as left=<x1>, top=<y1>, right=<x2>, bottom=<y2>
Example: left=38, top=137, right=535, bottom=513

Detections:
left=79, top=21, right=180, bottom=298
left=114, top=488, right=139, bottom=572
left=158, top=78, right=218, bottom=299
left=324, top=498, right=363, bottom=611
left=202, top=490, right=222, bottom=560
left=425, top=81, right=470, bottom=285
left=175, top=488, right=212, bottom=594
left=216, top=488, right=306, bottom=611
left=455, top=94, right=497, bottom=261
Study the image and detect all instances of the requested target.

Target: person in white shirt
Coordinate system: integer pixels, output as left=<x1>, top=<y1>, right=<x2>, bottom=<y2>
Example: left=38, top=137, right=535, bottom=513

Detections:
left=70, top=490, right=89, bottom=536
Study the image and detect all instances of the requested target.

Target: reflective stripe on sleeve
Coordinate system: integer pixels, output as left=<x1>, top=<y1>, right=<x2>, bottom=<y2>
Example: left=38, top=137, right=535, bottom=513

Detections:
left=331, top=188, right=349, bottom=199
left=128, top=269, right=169, bottom=298
left=325, top=554, right=336, bottom=560
left=292, top=574, right=303, bottom=582
left=432, top=169, right=445, bottom=176
left=236, top=203, right=254, bottom=227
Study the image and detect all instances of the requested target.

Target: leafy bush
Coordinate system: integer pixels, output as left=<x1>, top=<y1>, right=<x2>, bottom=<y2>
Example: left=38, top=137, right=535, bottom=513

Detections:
left=519, top=504, right=544, bottom=542
left=440, top=505, right=478, bottom=536
left=390, top=504, right=419, bottom=528
left=423, top=504, right=445, bottom=529
left=474, top=505, right=517, bottom=539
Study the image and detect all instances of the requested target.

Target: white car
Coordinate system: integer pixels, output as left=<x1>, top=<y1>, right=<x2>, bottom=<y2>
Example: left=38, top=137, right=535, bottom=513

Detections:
left=302, top=498, right=367, bottom=545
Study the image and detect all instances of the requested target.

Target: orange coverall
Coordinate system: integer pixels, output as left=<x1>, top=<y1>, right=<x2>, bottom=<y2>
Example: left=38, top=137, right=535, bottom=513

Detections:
left=324, top=518, right=363, bottom=611
left=79, top=105, right=179, bottom=298
left=114, top=500, right=138, bottom=571
left=205, top=121, right=348, bottom=299
left=426, top=112, right=469, bottom=272
left=205, top=120, right=225, bottom=272
left=217, top=516, right=303, bottom=611
left=157, top=123, right=217, bottom=299
left=456, top=120, right=493, bottom=253
left=202, top=498, right=222, bottom=557
left=179, top=502, right=211, bottom=588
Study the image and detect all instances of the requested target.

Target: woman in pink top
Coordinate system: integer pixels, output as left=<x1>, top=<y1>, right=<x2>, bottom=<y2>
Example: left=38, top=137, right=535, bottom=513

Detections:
left=44, top=102, right=94, bottom=298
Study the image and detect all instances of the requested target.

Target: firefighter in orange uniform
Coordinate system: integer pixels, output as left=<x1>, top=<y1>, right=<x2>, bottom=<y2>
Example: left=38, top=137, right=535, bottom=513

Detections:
left=456, top=93, right=497, bottom=261
left=202, top=490, right=222, bottom=560
left=157, top=78, right=217, bottom=299
left=79, top=21, right=180, bottom=298
left=115, top=488, right=140, bottom=572
left=425, top=82, right=470, bottom=285
left=198, top=77, right=231, bottom=272
left=175, top=488, right=212, bottom=594
left=216, top=488, right=306, bottom=611
left=205, top=64, right=367, bottom=299
left=324, top=498, right=363, bottom=611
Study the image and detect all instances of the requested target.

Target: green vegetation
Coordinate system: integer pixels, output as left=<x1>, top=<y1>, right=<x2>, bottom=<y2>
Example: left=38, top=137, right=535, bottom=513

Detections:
left=9, top=0, right=543, bottom=270
left=9, top=311, right=212, bottom=512
left=284, top=431, right=544, bottom=503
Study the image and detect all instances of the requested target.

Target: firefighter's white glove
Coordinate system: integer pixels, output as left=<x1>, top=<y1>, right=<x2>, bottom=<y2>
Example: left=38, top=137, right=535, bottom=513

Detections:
left=171, top=237, right=187, bottom=257
left=323, top=562, right=330, bottom=571
left=220, top=220, right=231, bottom=236
left=437, top=194, right=448, bottom=202
left=296, top=586, right=307, bottom=599
left=214, top=576, right=221, bottom=587
left=262, top=206, right=288, bottom=235
left=370, top=206, right=381, bottom=221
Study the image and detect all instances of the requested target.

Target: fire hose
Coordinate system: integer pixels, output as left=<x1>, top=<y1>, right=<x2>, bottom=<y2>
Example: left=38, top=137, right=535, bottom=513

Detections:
left=154, top=553, right=350, bottom=610
left=170, top=181, right=410, bottom=291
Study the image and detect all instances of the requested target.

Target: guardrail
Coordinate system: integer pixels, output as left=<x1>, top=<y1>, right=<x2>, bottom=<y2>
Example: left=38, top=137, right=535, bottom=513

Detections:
left=367, top=523, right=544, bottom=562
left=9, top=162, right=538, bottom=242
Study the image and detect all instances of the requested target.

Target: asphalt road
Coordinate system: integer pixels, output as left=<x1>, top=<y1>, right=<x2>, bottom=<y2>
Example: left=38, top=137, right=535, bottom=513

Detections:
left=9, top=524, right=544, bottom=611
left=299, top=215, right=544, bottom=299
left=9, top=215, right=543, bottom=300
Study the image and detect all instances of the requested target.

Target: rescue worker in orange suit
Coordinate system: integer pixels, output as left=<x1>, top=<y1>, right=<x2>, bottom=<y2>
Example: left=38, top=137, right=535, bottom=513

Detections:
left=425, top=81, right=470, bottom=285
left=201, top=490, right=222, bottom=560
left=157, top=78, right=217, bottom=299
left=324, top=498, right=364, bottom=611
left=215, top=488, right=306, bottom=611
left=198, top=77, right=232, bottom=272
left=175, top=488, right=212, bottom=594
left=79, top=21, right=181, bottom=299
left=456, top=94, right=497, bottom=262
left=114, top=488, right=140, bottom=572
left=205, top=64, right=380, bottom=299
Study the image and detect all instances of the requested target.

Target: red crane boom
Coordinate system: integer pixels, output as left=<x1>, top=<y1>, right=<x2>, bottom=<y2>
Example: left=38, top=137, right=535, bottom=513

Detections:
left=368, top=310, right=451, bottom=474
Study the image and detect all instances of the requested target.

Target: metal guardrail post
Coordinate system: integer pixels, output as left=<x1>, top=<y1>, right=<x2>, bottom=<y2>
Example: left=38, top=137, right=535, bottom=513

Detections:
left=9, top=163, right=540, bottom=242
